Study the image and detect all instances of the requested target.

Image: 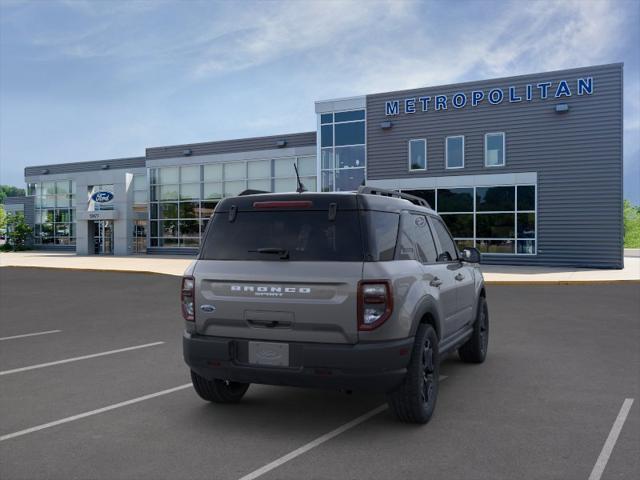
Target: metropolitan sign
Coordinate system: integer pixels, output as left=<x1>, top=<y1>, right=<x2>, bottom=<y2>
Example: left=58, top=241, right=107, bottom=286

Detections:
left=384, top=76, right=594, bottom=115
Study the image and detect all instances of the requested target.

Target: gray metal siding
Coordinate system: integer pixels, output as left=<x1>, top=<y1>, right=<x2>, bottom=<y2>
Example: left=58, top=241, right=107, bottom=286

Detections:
left=24, top=157, right=145, bottom=177
left=146, top=132, right=316, bottom=160
left=366, top=63, right=623, bottom=268
left=4, top=196, right=34, bottom=227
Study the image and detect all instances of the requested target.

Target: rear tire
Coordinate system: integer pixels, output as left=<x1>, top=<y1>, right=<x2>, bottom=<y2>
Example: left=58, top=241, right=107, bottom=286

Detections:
left=386, top=324, right=439, bottom=424
left=458, top=296, right=489, bottom=363
left=190, top=370, right=250, bottom=403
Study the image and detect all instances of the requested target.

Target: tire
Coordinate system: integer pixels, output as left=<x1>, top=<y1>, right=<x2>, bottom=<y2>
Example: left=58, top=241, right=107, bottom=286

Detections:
left=190, top=370, right=250, bottom=403
left=386, top=324, right=439, bottom=424
left=458, top=296, right=489, bottom=363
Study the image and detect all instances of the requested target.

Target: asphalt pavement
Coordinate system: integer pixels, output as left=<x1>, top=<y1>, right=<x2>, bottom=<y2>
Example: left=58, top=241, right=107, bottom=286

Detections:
left=0, top=267, right=638, bottom=480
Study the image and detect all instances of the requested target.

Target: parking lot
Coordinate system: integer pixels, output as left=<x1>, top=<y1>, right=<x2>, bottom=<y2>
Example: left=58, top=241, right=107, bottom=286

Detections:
left=0, top=267, right=638, bottom=480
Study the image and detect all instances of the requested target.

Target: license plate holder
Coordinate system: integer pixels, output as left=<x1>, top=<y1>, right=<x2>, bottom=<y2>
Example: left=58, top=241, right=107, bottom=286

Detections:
left=248, top=341, right=290, bottom=367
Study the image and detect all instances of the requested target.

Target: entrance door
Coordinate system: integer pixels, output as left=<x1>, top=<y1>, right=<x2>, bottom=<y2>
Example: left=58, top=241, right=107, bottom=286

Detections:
left=93, top=220, right=114, bottom=255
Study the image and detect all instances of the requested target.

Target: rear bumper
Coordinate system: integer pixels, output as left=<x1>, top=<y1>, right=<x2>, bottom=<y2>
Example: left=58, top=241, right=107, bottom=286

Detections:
left=183, top=332, right=413, bottom=393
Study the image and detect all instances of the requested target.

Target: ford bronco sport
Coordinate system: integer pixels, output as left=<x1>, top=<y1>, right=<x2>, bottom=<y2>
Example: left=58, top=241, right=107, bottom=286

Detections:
left=182, top=186, right=488, bottom=424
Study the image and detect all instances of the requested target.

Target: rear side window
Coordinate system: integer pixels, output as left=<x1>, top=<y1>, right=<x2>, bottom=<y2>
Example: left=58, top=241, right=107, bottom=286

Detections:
left=431, top=217, right=458, bottom=261
left=200, top=211, right=363, bottom=261
left=396, top=213, right=438, bottom=263
left=364, top=211, right=399, bottom=261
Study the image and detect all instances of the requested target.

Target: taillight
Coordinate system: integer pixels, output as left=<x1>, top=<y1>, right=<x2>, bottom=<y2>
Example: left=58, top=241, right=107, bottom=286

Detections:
left=181, top=276, right=195, bottom=321
left=253, top=200, right=313, bottom=209
left=357, top=280, right=393, bottom=331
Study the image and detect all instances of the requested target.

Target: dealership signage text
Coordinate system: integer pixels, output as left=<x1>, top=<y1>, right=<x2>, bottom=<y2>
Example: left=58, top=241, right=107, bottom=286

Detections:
left=91, top=191, right=114, bottom=203
left=384, top=77, right=594, bottom=116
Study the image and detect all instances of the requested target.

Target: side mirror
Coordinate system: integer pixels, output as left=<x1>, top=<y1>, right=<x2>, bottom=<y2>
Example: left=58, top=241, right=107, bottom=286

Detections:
left=461, top=247, right=481, bottom=263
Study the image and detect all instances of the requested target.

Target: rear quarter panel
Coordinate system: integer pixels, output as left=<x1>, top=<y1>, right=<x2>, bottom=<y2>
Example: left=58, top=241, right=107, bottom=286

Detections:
left=360, top=260, right=443, bottom=342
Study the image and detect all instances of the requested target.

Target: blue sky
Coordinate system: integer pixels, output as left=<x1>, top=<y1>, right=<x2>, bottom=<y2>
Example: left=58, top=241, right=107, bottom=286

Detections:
left=1, top=0, right=639, bottom=202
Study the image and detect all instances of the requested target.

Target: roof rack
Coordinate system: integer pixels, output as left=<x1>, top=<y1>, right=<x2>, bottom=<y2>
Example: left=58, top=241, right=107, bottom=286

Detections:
left=357, top=186, right=432, bottom=208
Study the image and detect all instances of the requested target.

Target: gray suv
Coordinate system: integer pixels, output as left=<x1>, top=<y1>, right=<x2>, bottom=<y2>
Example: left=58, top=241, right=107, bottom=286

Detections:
left=182, top=187, right=488, bottom=424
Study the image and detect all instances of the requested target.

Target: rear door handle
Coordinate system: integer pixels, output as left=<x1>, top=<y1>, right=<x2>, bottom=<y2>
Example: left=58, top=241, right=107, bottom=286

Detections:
left=430, top=277, right=443, bottom=287
left=455, top=273, right=465, bottom=281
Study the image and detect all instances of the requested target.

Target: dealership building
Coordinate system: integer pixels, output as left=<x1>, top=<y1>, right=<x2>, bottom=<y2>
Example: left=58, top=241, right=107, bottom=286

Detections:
left=11, top=63, right=623, bottom=268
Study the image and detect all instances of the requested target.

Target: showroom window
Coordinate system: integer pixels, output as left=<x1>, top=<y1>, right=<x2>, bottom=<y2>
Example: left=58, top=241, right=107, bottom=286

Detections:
left=131, top=174, right=148, bottom=253
left=437, top=188, right=474, bottom=250
left=445, top=136, right=464, bottom=169
left=30, top=180, right=76, bottom=245
left=485, top=132, right=505, bottom=167
left=408, top=139, right=427, bottom=171
left=148, top=156, right=316, bottom=248
left=402, top=184, right=536, bottom=255
left=320, top=110, right=366, bottom=191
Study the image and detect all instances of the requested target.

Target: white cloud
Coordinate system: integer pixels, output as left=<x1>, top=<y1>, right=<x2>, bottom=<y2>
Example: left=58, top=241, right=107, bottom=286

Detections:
left=340, top=0, right=627, bottom=94
left=191, top=0, right=409, bottom=78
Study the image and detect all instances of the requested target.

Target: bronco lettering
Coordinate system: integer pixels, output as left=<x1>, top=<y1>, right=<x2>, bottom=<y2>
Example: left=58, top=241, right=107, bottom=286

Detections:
left=230, top=285, right=311, bottom=294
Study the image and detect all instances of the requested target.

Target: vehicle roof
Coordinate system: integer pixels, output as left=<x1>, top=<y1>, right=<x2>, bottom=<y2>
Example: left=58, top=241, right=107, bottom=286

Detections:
left=215, top=191, right=436, bottom=215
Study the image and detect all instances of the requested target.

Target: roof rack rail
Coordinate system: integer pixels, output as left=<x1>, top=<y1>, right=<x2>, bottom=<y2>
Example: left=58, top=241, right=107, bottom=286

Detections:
left=238, top=189, right=271, bottom=196
left=357, top=186, right=431, bottom=209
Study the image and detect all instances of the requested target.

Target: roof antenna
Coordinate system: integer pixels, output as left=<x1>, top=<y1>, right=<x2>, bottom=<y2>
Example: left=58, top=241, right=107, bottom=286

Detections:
left=293, top=163, right=307, bottom=193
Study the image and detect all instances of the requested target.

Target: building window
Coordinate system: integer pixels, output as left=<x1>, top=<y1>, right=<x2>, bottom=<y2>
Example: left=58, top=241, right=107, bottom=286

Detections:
left=131, top=174, right=148, bottom=253
left=485, top=132, right=505, bottom=167
left=148, top=156, right=317, bottom=249
left=320, top=109, right=365, bottom=192
left=403, top=184, right=536, bottom=255
left=132, top=174, right=147, bottom=205
left=446, top=136, right=464, bottom=169
left=31, top=180, right=75, bottom=246
left=409, top=139, right=427, bottom=171
left=437, top=188, right=474, bottom=251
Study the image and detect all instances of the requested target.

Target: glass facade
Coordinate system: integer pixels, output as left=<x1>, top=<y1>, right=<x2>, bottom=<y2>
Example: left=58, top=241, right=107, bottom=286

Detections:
left=404, top=185, right=536, bottom=255
left=132, top=174, right=148, bottom=253
left=320, top=110, right=365, bottom=191
left=29, top=180, right=76, bottom=245
left=148, top=156, right=316, bottom=248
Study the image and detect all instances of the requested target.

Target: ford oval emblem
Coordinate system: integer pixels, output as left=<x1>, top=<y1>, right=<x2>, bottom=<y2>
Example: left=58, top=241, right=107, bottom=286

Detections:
left=91, top=191, right=114, bottom=203
left=200, top=304, right=216, bottom=313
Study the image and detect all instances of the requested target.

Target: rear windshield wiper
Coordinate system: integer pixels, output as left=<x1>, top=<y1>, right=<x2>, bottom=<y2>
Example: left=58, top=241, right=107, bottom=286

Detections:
left=249, top=247, right=290, bottom=260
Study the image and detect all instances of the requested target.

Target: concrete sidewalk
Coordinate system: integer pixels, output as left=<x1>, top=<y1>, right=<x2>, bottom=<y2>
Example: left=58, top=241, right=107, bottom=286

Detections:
left=1, top=250, right=639, bottom=284
left=0, top=251, right=193, bottom=277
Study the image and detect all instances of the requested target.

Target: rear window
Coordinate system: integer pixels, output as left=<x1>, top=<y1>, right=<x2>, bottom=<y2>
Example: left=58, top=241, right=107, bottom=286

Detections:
left=200, top=210, right=364, bottom=261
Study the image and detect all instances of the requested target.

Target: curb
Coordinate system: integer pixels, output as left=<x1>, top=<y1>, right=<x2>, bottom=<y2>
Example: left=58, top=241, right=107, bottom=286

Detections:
left=0, top=265, right=182, bottom=277
left=485, top=279, right=640, bottom=285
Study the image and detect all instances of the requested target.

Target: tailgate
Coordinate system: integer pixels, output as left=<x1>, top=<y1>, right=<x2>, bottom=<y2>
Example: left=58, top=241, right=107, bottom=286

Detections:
left=194, top=260, right=363, bottom=344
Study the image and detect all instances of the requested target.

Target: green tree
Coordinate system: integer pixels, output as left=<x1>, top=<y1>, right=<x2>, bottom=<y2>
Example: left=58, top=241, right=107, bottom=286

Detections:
left=623, top=199, right=640, bottom=248
left=0, top=185, right=26, bottom=204
left=0, top=206, right=6, bottom=231
left=4, top=212, right=32, bottom=251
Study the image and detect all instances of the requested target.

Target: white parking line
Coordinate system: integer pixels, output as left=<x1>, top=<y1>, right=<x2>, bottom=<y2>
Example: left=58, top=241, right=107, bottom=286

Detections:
left=0, top=330, right=62, bottom=341
left=237, top=375, right=449, bottom=480
left=588, top=398, right=634, bottom=480
left=0, top=342, right=165, bottom=376
left=0, top=383, right=191, bottom=442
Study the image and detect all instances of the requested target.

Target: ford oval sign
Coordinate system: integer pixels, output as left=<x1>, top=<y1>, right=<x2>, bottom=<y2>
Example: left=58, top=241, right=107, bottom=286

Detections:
left=91, top=191, right=114, bottom=203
